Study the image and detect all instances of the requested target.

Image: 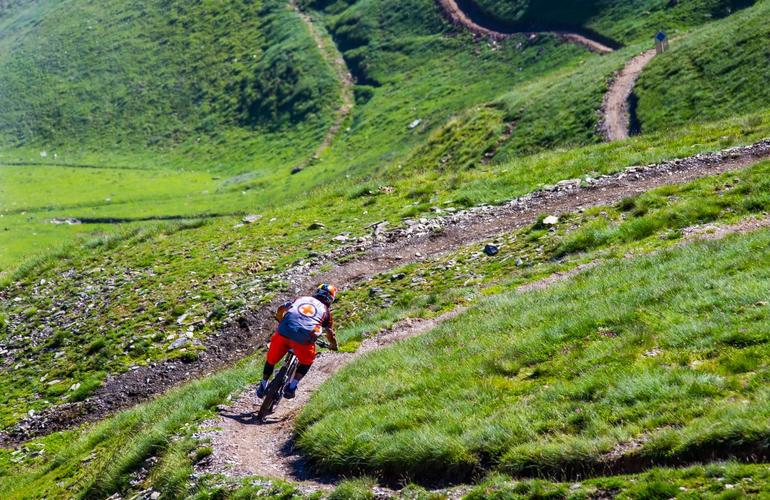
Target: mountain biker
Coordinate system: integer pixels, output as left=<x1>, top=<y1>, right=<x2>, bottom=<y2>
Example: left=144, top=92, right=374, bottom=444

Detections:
left=256, top=284, right=339, bottom=399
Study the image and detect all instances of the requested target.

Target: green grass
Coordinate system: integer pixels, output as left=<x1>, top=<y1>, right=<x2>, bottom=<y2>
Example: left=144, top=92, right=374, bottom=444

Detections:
left=1, top=0, right=768, bottom=276
left=297, top=229, right=770, bottom=479
left=0, top=0, right=336, bottom=161
left=466, top=462, right=770, bottom=498
left=470, top=0, right=756, bottom=44
left=636, top=0, right=770, bottom=134
left=1, top=159, right=770, bottom=495
left=1, top=110, right=769, bottom=430
left=0, top=357, right=260, bottom=499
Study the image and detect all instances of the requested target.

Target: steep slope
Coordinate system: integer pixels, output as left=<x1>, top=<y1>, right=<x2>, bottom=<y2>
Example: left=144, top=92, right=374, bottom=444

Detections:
left=0, top=0, right=337, bottom=169
left=468, top=0, right=757, bottom=44
left=635, top=0, right=770, bottom=133
left=298, top=228, right=770, bottom=480
left=3, top=156, right=770, bottom=498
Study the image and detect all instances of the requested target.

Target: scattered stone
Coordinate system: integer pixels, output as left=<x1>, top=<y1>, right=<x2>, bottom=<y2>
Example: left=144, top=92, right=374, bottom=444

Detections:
left=69, top=383, right=81, bottom=392
left=307, top=222, right=326, bottom=230
left=543, top=215, right=559, bottom=226
left=408, top=119, right=422, bottom=129
left=515, top=258, right=524, bottom=267
left=50, top=218, right=81, bottom=225
left=390, top=273, right=406, bottom=281
left=241, top=214, right=263, bottom=224
left=290, top=167, right=302, bottom=175
left=483, top=244, right=499, bottom=256
left=369, top=287, right=382, bottom=297
left=167, top=338, right=189, bottom=351
left=332, top=234, right=349, bottom=242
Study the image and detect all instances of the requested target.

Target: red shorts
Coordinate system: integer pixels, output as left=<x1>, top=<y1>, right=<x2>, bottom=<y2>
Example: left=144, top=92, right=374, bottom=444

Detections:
left=266, top=332, right=317, bottom=366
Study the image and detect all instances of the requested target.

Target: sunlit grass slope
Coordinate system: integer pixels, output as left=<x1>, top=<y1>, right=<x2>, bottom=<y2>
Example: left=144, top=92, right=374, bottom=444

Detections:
left=1, top=110, right=768, bottom=431
left=297, top=230, right=770, bottom=479
left=0, top=0, right=337, bottom=170
left=636, top=0, right=770, bottom=134
left=470, top=0, right=756, bottom=43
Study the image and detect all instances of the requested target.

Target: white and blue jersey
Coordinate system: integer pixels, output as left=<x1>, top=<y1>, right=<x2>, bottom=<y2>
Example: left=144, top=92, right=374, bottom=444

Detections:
left=277, top=296, right=332, bottom=345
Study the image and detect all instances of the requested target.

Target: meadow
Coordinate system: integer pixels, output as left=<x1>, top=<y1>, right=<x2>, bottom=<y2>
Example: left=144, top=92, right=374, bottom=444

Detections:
left=3, top=158, right=770, bottom=497
left=1, top=0, right=770, bottom=496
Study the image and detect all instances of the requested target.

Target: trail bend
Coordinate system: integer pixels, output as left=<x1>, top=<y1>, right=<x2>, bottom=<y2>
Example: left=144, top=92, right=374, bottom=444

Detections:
left=2, top=139, right=770, bottom=447
left=436, top=0, right=616, bottom=54
left=200, top=211, right=770, bottom=490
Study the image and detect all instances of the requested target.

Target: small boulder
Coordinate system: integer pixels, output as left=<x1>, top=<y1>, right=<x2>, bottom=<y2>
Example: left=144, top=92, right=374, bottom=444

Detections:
left=242, top=214, right=262, bottom=224
left=543, top=215, right=559, bottom=226
left=308, top=222, right=326, bottom=230
left=167, top=338, right=189, bottom=351
left=483, top=244, right=499, bottom=256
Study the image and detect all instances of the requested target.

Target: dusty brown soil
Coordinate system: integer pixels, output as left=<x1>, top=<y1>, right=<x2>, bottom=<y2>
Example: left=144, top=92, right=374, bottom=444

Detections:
left=436, top=0, right=615, bottom=54
left=2, top=139, right=769, bottom=447
left=682, top=214, right=770, bottom=242
left=198, top=310, right=462, bottom=489
left=203, top=209, right=770, bottom=489
left=599, top=49, right=657, bottom=141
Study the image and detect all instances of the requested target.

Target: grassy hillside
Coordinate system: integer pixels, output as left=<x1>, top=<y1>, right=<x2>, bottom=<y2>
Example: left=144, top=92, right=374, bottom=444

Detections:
left=1, top=0, right=770, bottom=496
left=0, top=0, right=336, bottom=168
left=2, top=0, right=766, bottom=274
left=2, top=159, right=770, bottom=497
left=1, top=109, right=767, bottom=437
left=469, top=0, right=757, bottom=43
left=298, top=228, right=770, bottom=479
left=636, top=0, right=770, bottom=133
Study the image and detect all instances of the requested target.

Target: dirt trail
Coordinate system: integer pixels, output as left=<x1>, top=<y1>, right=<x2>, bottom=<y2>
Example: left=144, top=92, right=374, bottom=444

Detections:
left=292, top=1, right=354, bottom=172
left=3, top=139, right=770, bottom=447
left=199, top=310, right=463, bottom=489
left=202, top=210, right=770, bottom=487
left=600, top=49, right=657, bottom=141
left=436, top=0, right=615, bottom=54
left=437, top=0, right=661, bottom=141
left=202, top=211, right=770, bottom=489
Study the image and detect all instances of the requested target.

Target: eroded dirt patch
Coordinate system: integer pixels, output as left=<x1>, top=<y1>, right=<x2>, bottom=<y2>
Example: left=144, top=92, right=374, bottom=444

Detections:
left=3, top=140, right=770, bottom=447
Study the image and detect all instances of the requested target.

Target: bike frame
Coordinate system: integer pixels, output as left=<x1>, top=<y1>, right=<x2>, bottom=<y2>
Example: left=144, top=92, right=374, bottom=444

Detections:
left=257, top=349, right=299, bottom=422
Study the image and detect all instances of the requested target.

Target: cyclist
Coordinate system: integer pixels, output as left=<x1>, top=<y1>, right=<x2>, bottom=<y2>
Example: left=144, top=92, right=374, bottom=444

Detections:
left=256, top=284, right=339, bottom=399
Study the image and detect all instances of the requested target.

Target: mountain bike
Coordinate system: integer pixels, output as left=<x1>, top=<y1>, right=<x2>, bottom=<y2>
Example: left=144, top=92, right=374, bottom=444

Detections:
left=256, top=339, right=329, bottom=423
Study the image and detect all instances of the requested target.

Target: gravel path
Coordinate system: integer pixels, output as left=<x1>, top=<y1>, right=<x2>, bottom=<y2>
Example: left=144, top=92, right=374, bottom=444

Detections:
left=3, top=139, right=770, bottom=447
left=600, top=49, right=657, bottom=141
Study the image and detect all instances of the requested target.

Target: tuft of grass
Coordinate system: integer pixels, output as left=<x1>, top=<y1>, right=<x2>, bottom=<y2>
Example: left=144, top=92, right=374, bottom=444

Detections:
left=297, top=230, right=770, bottom=479
left=636, top=0, right=770, bottom=133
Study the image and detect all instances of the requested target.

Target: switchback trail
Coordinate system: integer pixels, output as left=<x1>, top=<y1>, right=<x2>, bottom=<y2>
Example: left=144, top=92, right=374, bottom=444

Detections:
left=436, top=0, right=616, bottom=54
left=600, top=49, right=657, bottom=141
left=437, top=0, right=661, bottom=140
left=201, top=212, right=770, bottom=489
left=2, top=139, right=770, bottom=447
left=291, top=1, right=354, bottom=173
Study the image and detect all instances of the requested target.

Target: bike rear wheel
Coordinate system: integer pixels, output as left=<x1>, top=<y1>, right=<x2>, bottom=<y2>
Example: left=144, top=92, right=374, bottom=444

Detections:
left=257, top=354, right=299, bottom=422
left=257, top=365, right=287, bottom=421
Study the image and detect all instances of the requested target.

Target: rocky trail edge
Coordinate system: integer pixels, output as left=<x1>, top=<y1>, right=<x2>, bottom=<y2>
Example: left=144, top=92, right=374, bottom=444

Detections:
left=2, top=139, right=770, bottom=447
left=200, top=211, right=770, bottom=490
